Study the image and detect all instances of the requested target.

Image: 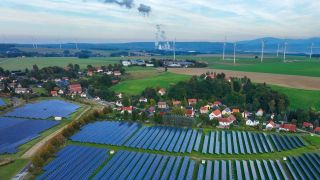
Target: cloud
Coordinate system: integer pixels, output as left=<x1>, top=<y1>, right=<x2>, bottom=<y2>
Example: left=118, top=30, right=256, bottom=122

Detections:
left=103, top=0, right=134, bottom=9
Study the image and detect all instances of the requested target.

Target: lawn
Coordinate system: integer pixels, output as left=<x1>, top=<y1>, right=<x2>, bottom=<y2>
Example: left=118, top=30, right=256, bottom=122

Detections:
left=111, top=72, right=190, bottom=95
left=270, top=85, right=320, bottom=110
left=0, top=57, right=122, bottom=71
left=0, top=159, right=29, bottom=180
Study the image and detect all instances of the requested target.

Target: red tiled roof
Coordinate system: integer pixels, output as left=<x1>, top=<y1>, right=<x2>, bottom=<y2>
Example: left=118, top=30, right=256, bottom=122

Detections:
left=51, top=91, right=57, bottom=96
left=69, top=84, right=82, bottom=93
left=213, top=101, right=222, bottom=105
left=188, top=98, right=197, bottom=103
left=213, top=109, right=221, bottom=116
left=314, top=127, right=320, bottom=132
left=185, top=109, right=194, bottom=115
left=303, top=122, right=313, bottom=127
left=122, top=106, right=133, bottom=111
left=172, top=100, right=181, bottom=106
left=282, top=124, right=296, bottom=132
left=218, top=115, right=236, bottom=123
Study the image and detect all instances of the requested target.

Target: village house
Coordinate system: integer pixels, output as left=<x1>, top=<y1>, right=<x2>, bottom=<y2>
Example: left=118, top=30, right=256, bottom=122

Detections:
left=87, top=70, right=94, bottom=76
left=172, top=100, right=181, bottom=106
left=158, top=101, right=167, bottom=109
left=185, top=109, right=195, bottom=118
left=80, top=92, right=87, bottom=98
left=242, top=111, right=251, bottom=119
left=115, top=101, right=123, bottom=107
left=116, top=93, right=123, bottom=99
left=139, top=97, right=148, bottom=103
left=213, top=101, right=222, bottom=107
left=114, top=71, right=122, bottom=76
left=232, top=108, right=240, bottom=114
left=222, top=108, right=231, bottom=115
left=246, top=119, right=259, bottom=126
left=217, top=115, right=236, bottom=127
left=205, top=74, right=215, bottom=80
left=51, top=90, right=58, bottom=97
left=106, top=71, right=113, bottom=75
left=58, top=89, right=64, bottom=95
left=95, top=67, right=103, bottom=73
left=68, top=84, right=82, bottom=94
left=188, top=98, right=197, bottom=106
left=15, top=87, right=29, bottom=94
left=121, top=106, right=133, bottom=114
left=256, top=108, right=264, bottom=117
left=158, top=88, right=166, bottom=96
left=266, top=120, right=276, bottom=130
left=314, top=127, right=320, bottom=135
left=209, top=109, right=222, bottom=120
left=303, top=122, right=313, bottom=129
left=280, top=124, right=297, bottom=132
left=200, top=106, right=209, bottom=114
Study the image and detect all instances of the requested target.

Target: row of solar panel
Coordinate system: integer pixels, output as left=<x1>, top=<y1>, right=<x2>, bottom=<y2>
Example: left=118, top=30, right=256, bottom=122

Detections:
left=285, top=153, right=320, bottom=180
left=125, top=126, right=202, bottom=153
left=0, top=117, right=59, bottom=154
left=37, top=145, right=109, bottom=180
left=269, top=134, right=305, bottom=151
left=0, top=98, right=5, bottom=106
left=71, top=121, right=141, bottom=145
left=93, top=151, right=195, bottom=180
left=4, top=100, right=79, bottom=119
left=38, top=145, right=320, bottom=180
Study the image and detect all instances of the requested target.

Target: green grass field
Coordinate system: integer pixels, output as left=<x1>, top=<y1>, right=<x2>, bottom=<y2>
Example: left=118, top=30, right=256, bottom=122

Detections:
left=270, top=85, right=320, bottom=109
left=0, top=159, right=29, bottom=180
left=111, top=72, right=190, bottom=95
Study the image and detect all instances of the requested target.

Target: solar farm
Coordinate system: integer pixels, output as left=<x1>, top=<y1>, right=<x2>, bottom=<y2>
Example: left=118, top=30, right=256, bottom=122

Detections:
left=0, top=98, right=5, bottom=106
left=71, top=121, right=306, bottom=154
left=4, top=99, right=80, bottom=119
left=0, top=117, right=59, bottom=154
left=39, top=145, right=320, bottom=180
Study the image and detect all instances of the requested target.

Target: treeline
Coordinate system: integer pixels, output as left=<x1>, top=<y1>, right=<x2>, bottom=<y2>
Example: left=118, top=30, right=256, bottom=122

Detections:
left=30, top=107, right=110, bottom=175
left=141, top=73, right=289, bottom=114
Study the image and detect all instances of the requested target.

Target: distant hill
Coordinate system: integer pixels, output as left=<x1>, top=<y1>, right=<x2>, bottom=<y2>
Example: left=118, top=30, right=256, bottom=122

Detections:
left=8, top=37, right=320, bottom=54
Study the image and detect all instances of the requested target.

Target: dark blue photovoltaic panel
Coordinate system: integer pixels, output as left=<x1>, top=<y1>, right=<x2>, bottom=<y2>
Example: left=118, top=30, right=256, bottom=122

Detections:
left=242, top=160, right=249, bottom=180
left=202, top=135, right=209, bottom=154
left=256, top=160, right=265, bottom=180
left=235, top=160, right=242, bottom=180
left=197, top=164, right=204, bottom=180
left=276, top=160, right=289, bottom=180
left=248, top=132, right=257, bottom=154
left=152, top=155, right=168, bottom=180
left=237, top=132, right=245, bottom=154
left=262, top=160, right=273, bottom=180
left=0, top=98, right=5, bottom=106
left=209, top=131, right=215, bottom=154
left=4, top=100, right=79, bottom=119
left=71, top=121, right=140, bottom=146
left=161, top=156, right=176, bottom=180
left=126, top=153, right=149, bottom=180
left=193, top=130, right=202, bottom=151
left=177, top=157, right=189, bottom=179
left=118, top=153, right=144, bottom=179
left=249, top=160, right=257, bottom=180
left=149, top=127, right=166, bottom=150
left=227, top=133, right=232, bottom=154
left=180, top=129, right=192, bottom=153
left=167, top=129, right=181, bottom=152
left=242, top=132, right=251, bottom=154
left=144, top=155, right=162, bottom=180
left=232, top=131, right=239, bottom=154
left=161, top=128, right=176, bottom=151
left=221, top=131, right=226, bottom=154
left=263, top=133, right=274, bottom=152
left=0, top=117, right=59, bottom=154
left=38, top=145, right=108, bottom=180
left=205, top=161, right=212, bottom=180
left=109, top=152, right=137, bottom=179
left=187, top=130, right=197, bottom=153
left=135, top=154, right=156, bottom=179
left=174, top=129, right=187, bottom=152
left=155, top=128, right=171, bottom=150
left=253, top=133, right=263, bottom=153
left=142, top=127, right=161, bottom=149
left=185, top=160, right=195, bottom=180
left=169, top=156, right=182, bottom=180
left=215, top=131, right=220, bottom=154
left=213, top=161, right=220, bottom=180
left=221, top=160, right=227, bottom=180
left=269, top=160, right=281, bottom=180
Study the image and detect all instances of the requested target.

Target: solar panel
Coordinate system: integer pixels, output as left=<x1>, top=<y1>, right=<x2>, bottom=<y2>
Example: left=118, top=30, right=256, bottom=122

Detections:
left=262, top=160, right=273, bottom=180
left=177, top=157, right=189, bottom=180
left=142, top=127, right=161, bottom=149
left=227, top=133, right=232, bottom=154
left=187, top=130, right=197, bottom=153
left=144, top=155, right=163, bottom=180
left=0, top=117, right=59, bottom=154
left=232, top=131, right=239, bottom=154
left=135, top=154, right=156, bottom=179
left=185, top=160, right=195, bottom=180
left=174, top=129, right=187, bottom=152
left=152, top=155, right=168, bottom=180
left=161, top=156, right=176, bottom=180
left=275, top=160, right=289, bottom=180
left=155, top=128, right=171, bottom=150
left=235, top=160, right=243, bottom=180
left=248, top=132, right=257, bottom=154
left=221, top=160, right=227, bottom=180
left=161, top=128, right=176, bottom=151
left=242, top=160, right=250, bottom=180
left=4, top=100, right=79, bottom=119
left=249, top=160, right=257, bottom=180
left=126, top=153, right=149, bottom=180
left=208, top=131, right=215, bottom=154
left=205, top=161, right=212, bottom=180
left=180, top=129, right=192, bottom=153
left=167, top=129, right=182, bottom=152
left=288, top=156, right=306, bottom=180
left=256, top=160, right=265, bottom=180
left=0, top=98, right=5, bottom=106
left=228, top=160, right=233, bottom=180
left=193, top=130, right=202, bottom=151
left=221, top=131, right=226, bottom=154
left=149, top=127, right=166, bottom=150
left=269, top=160, right=281, bottom=180
left=263, top=133, right=274, bottom=152
left=253, top=133, right=263, bottom=153
left=169, top=156, right=182, bottom=180
left=109, top=152, right=137, bottom=179
left=242, top=132, right=251, bottom=154
left=197, top=164, right=204, bottom=180
left=202, top=135, right=209, bottom=154
left=258, top=133, right=268, bottom=153
left=215, top=131, right=220, bottom=154
left=237, top=132, right=245, bottom=154
left=213, top=160, right=220, bottom=180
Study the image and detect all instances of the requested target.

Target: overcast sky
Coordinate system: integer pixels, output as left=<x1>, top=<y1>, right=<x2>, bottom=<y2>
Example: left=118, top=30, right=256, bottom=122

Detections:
left=0, top=0, right=319, bottom=43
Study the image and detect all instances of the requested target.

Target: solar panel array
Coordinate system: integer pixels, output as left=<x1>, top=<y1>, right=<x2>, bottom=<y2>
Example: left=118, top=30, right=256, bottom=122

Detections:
left=0, top=117, right=59, bottom=154
left=201, top=131, right=304, bottom=154
left=285, top=153, right=320, bottom=180
left=124, top=126, right=202, bottom=153
left=0, top=98, right=5, bottom=106
left=233, top=159, right=288, bottom=180
left=93, top=150, right=195, bottom=180
left=4, top=100, right=80, bottom=119
left=38, top=145, right=109, bottom=180
left=197, top=160, right=233, bottom=180
left=71, top=121, right=141, bottom=145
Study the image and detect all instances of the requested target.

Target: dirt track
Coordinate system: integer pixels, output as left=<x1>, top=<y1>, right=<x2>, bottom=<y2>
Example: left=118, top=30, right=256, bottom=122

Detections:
left=168, top=68, right=320, bottom=90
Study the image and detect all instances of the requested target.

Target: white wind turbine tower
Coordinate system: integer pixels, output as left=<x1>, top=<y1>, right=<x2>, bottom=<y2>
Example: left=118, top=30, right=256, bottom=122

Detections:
left=233, top=42, right=237, bottom=64
left=283, top=42, right=288, bottom=62
left=222, top=36, right=227, bottom=60
left=173, top=38, right=176, bottom=61
left=261, top=39, right=265, bottom=63
left=276, top=43, right=280, bottom=57
left=310, top=43, right=314, bottom=59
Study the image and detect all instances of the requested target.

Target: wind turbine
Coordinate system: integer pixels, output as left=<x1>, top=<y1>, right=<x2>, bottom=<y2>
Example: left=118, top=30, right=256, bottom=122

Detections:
left=261, top=39, right=265, bottom=63
left=222, top=36, right=227, bottom=60
left=276, top=43, right=280, bottom=57
left=233, top=43, right=236, bottom=64
left=283, top=42, right=287, bottom=62
left=173, top=38, right=176, bottom=61
left=310, top=43, right=314, bottom=59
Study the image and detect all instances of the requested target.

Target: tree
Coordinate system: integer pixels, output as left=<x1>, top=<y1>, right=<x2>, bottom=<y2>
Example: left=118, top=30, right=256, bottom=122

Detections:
left=33, top=64, right=39, bottom=72
left=74, top=64, right=80, bottom=72
left=199, top=114, right=210, bottom=125
left=123, top=111, right=129, bottom=120
left=154, top=113, right=163, bottom=124
left=268, top=100, right=276, bottom=113
left=132, top=110, right=138, bottom=121
left=171, top=107, right=186, bottom=116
